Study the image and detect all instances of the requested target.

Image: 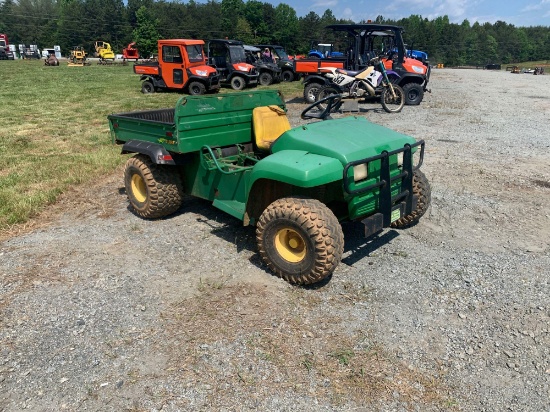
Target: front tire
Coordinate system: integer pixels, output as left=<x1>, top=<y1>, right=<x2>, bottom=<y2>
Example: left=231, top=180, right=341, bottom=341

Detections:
left=230, top=76, right=246, bottom=90
left=256, top=197, right=344, bottom=285
left=258, top=72, right=273, bottom=86
left=380, top=84, right=405, bottom=113
left=188, top=81, right=206, bottom=95
left=303, top=82, right=322, bottom=104
left=402, top=83, right=424, bottom=105
left=124, top=154, right=184, bottom=219
left=391, top=169, right=431, bottom=229
left=141, top=81, right=155, bottom=94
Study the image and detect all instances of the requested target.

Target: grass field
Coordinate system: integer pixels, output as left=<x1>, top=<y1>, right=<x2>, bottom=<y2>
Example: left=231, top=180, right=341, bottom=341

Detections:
left=0, top=59, right=303, bottom=233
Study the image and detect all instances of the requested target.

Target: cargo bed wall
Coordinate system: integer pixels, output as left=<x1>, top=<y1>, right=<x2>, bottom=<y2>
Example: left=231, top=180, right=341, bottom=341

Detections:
left=173, top=91, right=286, bottom=153
left=109, top=90, right=286, bottom=155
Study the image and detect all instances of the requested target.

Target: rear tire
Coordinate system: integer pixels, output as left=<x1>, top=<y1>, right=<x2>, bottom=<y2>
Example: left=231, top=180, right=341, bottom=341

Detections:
left=188, top=81, right=206, bottom=95
left=303, top=82, right=322, bottom=104
left=402, top=83, right=424, bottom=105
left=124, top=154, right=184, bottom=219
left=141, top=81, right=155, bottom=94
left=258, top=72, right=273, bottom=86
left=317, top=86, right=341, bottom=111
left=256, top=197, right=344, bottom=285
left=282, top=70, right=294, bottom=82
left=230, top=76, right=246, bottom=90
left=380, top=84, right=405, bottom=113
left=391, top=169, right=431, bottom=229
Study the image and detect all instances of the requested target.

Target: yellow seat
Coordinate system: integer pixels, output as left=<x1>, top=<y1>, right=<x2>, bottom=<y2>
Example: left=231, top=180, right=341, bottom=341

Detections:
left=253, top=105, right=291, bottom=151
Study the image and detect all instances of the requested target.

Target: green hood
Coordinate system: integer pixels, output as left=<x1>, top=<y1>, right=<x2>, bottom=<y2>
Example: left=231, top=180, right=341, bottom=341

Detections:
left=271, top=116, right=416, bottom=164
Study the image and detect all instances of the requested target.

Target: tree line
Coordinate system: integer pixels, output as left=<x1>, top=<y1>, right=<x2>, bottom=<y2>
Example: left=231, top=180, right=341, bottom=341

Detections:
left=1, top=0, right=549, bottom=66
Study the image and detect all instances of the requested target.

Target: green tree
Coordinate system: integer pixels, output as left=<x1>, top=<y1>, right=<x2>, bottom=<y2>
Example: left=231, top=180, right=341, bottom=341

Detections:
left=132, top=5, right=161, bottom=58
left=273, top=3, right=299, bottom=50
left=221, top=0, right=244, bottom=38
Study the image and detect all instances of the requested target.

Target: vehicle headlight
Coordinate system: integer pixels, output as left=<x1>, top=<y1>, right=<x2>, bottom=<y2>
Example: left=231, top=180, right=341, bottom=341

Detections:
left=237, top=65, right=249, bottom=71
left=196, top=70, right=208, bottom=76
left=412, top=65, right=425, bottom=74
left=353, top=164, right=368, bottom=182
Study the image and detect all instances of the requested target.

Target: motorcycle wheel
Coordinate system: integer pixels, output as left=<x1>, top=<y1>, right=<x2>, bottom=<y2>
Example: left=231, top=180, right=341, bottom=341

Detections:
left=316, top=86, right=341, bottom=112
left=380, top=84, right=405, bottom=113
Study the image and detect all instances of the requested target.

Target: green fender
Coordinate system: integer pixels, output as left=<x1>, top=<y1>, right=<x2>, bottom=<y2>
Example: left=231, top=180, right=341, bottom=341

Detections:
left=249, top=150, right=343, bottom=188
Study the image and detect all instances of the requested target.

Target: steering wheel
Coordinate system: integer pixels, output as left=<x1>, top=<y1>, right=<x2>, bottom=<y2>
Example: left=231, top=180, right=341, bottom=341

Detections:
left=301, top=94, right=343, bottom=120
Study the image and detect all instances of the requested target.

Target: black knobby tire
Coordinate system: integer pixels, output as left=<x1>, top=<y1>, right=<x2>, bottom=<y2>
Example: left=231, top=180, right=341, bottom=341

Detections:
left=391, top=169, right=431, bottom=229
left=282, top=70, right=294, bottom=82
left=141, top=81, right=154, bottom=94
left=380, top=84, right=405, bottom=113
left=256, top=197, right=344, bottom=285
left=188, top=81, right=206, bottom=95
left=402, top=83, right=424, bottom=105
left=124, top=154, right=184, bottom=219
left=258, top=72, right=273, bottom=86
left=230, top=76, right=246, bottom=90
left=317, top=86, right=341, bottom=111
left=303, top=82, right=322, bottom=104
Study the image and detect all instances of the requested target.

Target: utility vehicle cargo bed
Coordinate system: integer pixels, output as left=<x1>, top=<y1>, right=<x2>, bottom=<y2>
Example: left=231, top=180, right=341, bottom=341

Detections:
left=108, top=90, right=286, bottom=154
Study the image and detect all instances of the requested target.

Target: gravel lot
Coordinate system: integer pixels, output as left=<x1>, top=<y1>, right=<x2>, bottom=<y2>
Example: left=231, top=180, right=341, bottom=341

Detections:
left=1, top=69, right=549, bottom=411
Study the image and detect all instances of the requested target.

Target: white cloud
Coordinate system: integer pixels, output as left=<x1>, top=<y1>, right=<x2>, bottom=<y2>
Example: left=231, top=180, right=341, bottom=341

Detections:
left=312, top=0, right=339, bottom=8
left=521, top=0, right=550, bottom=12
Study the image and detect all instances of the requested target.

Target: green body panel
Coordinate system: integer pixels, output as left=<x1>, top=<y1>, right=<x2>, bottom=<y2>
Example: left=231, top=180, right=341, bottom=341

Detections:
left=183, top=153, right=251, bottom=206
left=271, top=116, right=415, bottom=164
left=271, top=116, right=418, bottom=221
left=347, top=177, right=404, bottom=220
left=108, top=90, right=285, bottom=153
left=249, top=150, right=343, bottom=188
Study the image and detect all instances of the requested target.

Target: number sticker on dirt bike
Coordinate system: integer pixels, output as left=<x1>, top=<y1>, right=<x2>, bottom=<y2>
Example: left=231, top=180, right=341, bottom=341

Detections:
left=334, top=74, right=346, bottom=85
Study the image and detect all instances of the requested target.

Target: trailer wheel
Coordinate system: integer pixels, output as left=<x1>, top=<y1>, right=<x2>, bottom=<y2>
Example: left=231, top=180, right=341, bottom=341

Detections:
left=303, top=82, right=322, bottom=104
left=258, top=72, right=273, bottom=86
left=141, top=81, right=155, bottom=94
left=402, top=83, right=424, bottom=105
left=124, top=154, right=184, bottom=219
left=282, top=70, right=294, bottom=82
left=256, top=197, right=344, bottom=285
left=188, top=81, right=206, bottom=95
left=230, top=76, right=246, bottom=90
left=391, top=169, right=431, bottom=229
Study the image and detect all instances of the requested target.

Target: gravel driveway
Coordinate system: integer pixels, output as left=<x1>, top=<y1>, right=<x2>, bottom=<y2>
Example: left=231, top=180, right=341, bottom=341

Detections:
left=1, top=69, right=549, bottom=411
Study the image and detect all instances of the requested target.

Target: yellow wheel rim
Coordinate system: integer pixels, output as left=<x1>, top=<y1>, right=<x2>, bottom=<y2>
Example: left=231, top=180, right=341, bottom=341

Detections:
left=274, top=228, right=306, bottom=263
left=131, top=174, right=147, bottom=203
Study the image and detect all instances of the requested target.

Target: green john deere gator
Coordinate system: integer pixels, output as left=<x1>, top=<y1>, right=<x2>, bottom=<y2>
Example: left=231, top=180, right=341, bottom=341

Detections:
left=108, top=90, right=430, bottom=285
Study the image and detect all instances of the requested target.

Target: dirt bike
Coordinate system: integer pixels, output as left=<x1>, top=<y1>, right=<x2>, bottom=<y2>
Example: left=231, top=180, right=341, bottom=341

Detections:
left=316, top=57, right=405, bottom=113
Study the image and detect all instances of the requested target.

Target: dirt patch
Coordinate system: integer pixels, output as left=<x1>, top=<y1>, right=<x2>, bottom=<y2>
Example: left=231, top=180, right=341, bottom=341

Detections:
left=158, top=282, right=454, bottom=410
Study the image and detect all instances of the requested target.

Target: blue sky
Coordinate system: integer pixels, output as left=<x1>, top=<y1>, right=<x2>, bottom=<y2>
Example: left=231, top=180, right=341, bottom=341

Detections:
left=266, top=0, right=550, bottom=27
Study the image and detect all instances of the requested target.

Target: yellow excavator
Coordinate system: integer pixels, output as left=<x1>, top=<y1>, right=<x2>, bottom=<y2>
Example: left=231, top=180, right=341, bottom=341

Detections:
left=94, top=41, right=115, bottom=64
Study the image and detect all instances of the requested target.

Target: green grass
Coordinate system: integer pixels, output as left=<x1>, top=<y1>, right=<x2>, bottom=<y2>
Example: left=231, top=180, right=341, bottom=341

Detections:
left=0, top=59, right=303, bottom=232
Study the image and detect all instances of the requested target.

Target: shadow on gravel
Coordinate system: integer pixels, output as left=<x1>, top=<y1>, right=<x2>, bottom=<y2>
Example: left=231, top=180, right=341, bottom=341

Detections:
left=119, top=188, right=401, bottom=278
left=341, top=222, right=400, bottom=266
